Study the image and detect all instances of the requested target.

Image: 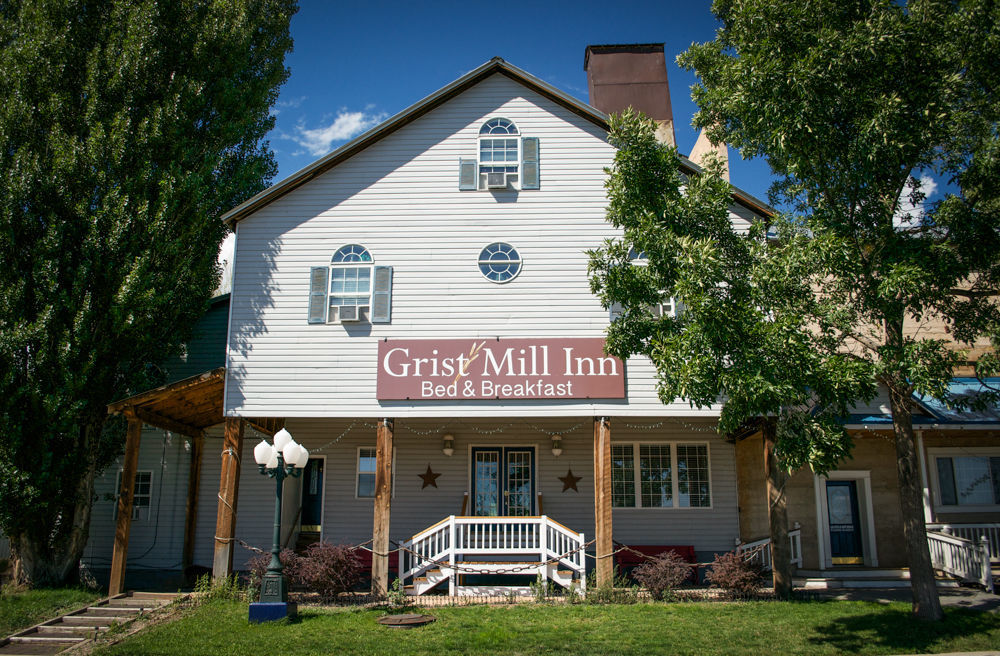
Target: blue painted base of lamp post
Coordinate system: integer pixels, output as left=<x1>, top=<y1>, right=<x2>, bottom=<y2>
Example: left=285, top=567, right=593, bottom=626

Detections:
left=248, top=602, right=297, bottom=623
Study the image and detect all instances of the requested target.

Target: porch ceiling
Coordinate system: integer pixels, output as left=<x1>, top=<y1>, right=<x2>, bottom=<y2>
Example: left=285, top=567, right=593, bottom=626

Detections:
left=106, top=368, right=281, bottom=437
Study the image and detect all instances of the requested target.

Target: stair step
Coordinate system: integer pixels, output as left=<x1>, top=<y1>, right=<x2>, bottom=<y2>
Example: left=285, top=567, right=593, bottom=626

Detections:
left=83, top=606, right=145, bottom=616
left=34, top=625, right=100, bottom=637
left=0, top=643, right=69, bottom=655
left=10, top=635, right=85, bottom=644
left=60, top=616, right=111, bottom=627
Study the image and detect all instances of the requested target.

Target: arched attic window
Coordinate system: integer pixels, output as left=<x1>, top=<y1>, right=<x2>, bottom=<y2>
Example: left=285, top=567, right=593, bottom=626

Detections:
left=459, top=118, right=539, bottom=190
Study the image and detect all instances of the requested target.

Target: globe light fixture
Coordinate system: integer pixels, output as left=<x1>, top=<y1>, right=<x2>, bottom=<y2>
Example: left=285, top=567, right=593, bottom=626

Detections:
left=551, top=435, right=563, bottom=457
left=249, top=430, right=309, bottom=623
left=442, top=434, right=455, bottom=457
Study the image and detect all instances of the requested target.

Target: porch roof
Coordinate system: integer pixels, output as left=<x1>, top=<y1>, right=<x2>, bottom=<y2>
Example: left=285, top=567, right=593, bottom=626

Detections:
left=106, top=367, right=282, bottom=437
left=848, top=377, right=1000, bottom=427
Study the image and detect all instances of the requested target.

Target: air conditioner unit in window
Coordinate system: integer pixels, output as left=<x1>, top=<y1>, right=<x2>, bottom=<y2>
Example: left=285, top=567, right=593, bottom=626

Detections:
left=338, top=305, right=360, bottom=322
left=486, top=171, right=507, bottom=189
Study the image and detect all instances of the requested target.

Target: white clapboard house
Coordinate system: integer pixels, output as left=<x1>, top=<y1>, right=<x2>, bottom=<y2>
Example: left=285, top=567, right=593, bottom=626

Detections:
left=92, top=43, right=1000, bottom=597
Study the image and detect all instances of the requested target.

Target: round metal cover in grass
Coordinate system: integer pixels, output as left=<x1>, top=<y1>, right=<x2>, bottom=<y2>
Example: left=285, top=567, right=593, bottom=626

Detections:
left=377, top=613, right=436, bottom=628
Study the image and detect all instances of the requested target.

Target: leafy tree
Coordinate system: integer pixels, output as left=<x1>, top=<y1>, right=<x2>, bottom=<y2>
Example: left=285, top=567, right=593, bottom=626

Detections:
left=675, top=0, right=1000, bottom=619
left=0, top=0, right=296, bottom=586
left=589, top=110, right=876, bottom=600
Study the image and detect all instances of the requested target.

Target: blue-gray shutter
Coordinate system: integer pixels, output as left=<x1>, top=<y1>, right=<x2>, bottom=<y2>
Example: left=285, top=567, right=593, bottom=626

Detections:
left=673, top=297, right=686, bottom=317
left=521, top=137, right=539, bottom=189
left=371, top=266, right=393, bottom=323
left=609, top=302, right=623, bottom=321
left=459, top=158, right=478, bottom=190
left=308, top=266, right=328, bottom=324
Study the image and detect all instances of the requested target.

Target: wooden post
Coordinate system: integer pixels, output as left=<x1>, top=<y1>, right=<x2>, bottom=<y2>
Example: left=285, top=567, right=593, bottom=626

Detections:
left=109, top=413, right=143, bottom=596
left=763, top=419, right=792, bottom=600
left=371, top=418, right=394, bottom=597
left=593, top=416, right=613, bottom=587
left=182, top=432, right=205, bottom=572
left=212, top=418, right=245, bottom=580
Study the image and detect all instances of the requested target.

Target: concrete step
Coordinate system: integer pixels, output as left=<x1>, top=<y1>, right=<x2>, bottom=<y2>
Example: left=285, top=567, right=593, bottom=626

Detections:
left=9, top=635, right=85, bottom=645
left=34, top=625, right=100, bottom=637
left=81, top=606, right=145, bottom=617
left=795, top=577, right=960, bottom=590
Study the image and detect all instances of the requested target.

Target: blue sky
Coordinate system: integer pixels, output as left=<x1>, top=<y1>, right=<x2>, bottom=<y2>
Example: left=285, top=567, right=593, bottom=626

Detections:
left=265, top=0, right=778, bottom=203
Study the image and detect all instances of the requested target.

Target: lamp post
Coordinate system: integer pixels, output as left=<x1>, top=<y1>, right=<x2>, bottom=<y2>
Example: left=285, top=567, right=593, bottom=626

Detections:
left=249, top=428, right=309, bottom=622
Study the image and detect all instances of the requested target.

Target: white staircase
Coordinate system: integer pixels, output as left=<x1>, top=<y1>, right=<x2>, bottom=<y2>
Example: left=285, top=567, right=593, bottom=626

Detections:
left=399, top=515, right=586, bottom=596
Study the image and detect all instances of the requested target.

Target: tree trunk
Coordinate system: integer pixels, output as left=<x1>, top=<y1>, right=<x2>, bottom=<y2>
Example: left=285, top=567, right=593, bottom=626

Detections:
left=763, top=419, right=792, bottom=600
left=886, top=379, right=944, bottom=621
left=10, top=437, right=98, bottom=587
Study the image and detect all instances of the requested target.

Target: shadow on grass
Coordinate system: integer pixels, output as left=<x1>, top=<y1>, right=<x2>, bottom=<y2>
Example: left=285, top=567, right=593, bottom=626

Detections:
left=808, top=607, right=1000, bottom=653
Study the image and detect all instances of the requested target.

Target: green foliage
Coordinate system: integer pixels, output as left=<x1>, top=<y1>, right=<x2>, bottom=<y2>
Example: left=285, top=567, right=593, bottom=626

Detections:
left=386, top=577, right=408, bottom=608
left=584, top=567, right=639, bottom=605
left=589, top=110, right=874, bottom=474
left=677, top=0, right=1000, bottom=405
left=0, top=0, right=296, bottom=585
left=194, top=574, right=246, bottom=603
left=0, top=585, right=101, bottom=636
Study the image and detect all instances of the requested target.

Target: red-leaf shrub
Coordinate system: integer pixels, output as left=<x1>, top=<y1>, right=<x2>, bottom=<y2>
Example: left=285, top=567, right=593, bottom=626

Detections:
left=633, top=551, right=692, bottom=600
left=705, top=551, right=762, bottom=599
left=294, top=542, right=363, bottom=600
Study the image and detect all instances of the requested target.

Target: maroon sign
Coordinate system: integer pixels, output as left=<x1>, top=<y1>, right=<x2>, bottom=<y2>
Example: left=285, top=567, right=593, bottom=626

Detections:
left=377, top=338, right=625, bottom=401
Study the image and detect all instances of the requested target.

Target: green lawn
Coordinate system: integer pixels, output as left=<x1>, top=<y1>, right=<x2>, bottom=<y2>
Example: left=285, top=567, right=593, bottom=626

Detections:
left=91, top=599, right=1000, bottom=656
left=0, top=587, right=102, bottom=637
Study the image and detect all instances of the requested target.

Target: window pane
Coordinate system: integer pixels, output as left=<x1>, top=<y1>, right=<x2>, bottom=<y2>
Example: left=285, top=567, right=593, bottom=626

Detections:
left=359, top=448, right=376, bottom=473
left=357, top=473, right=375, bottom=498
left=611, top=444, right=635, bottom=508
left=937, top=457, right=957, bottom=505
left=640, top=444, right=672, bottom=507
left=992, top=458, right=1000, bottom=504
left=677, top=444, right=711, bottom=507
left=952, top=456, right=994, bottom=505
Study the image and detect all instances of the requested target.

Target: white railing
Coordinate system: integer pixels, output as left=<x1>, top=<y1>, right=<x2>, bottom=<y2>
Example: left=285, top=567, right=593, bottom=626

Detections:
left=399, top=515, right=586, bottom=594
left=737, top=525, right=803, bottom=572
left=927, top=523, right=1000, bottom=562
left=926, top=530, right=993, bottom=593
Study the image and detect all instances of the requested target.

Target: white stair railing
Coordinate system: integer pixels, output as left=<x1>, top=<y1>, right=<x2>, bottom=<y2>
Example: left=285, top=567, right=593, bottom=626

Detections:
left=927, top=523, right=1000, bottom=562
left=926, top=530, right=993, bottom=593
left=398, top=515, right=586, bottom=595
left=736, top=524, right=803, bottom=572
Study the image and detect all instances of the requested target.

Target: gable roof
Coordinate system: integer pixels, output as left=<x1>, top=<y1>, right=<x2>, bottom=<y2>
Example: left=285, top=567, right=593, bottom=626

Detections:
left=223, top=57, right=774, bottom=226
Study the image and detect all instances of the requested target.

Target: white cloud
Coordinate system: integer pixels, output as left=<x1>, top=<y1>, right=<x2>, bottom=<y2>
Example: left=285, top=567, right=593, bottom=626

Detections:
left=894, top=174, right=939, bottom=228
left=286, top=110, right=386, bottom=156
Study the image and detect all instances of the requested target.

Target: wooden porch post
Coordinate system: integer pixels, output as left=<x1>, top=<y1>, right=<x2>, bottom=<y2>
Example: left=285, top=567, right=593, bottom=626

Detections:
left=182, top=432, right=205, bottom=572
left=109, top=412, right=143, bottom=596
left=371, top=418, right=394, bottom=597
left=593, top=416, right=613, bottom=587
left=212, top=418, right=245, bottom=580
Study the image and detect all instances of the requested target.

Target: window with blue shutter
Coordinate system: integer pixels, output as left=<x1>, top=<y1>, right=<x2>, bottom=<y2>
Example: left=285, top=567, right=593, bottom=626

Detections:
left=521, top=137, right=539, bottom=189
left=371, top=266, right=393, bottom=323
left=459, top=158, right=478, bottom=190
left=308, top=266, right=329, bottom=324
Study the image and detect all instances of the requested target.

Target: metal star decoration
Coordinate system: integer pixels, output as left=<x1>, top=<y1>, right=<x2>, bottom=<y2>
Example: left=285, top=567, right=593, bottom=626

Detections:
left=419, top=465, right=441, bottom=489
left=559, top=469, right=581, bottom=492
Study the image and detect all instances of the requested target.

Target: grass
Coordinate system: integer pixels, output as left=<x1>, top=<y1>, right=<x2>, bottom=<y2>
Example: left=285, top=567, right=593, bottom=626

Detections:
left=0, top=585, right=102, bottom=636
left=91, top=598, right=1000, bottom=656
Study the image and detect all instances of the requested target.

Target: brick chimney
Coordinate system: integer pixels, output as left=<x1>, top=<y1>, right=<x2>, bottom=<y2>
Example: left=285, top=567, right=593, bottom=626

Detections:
left=584, top=43, right=676, bottom=147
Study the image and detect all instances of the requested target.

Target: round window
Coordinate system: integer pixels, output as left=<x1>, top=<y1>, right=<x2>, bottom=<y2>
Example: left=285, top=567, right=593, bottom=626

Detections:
left=478, top=242, right=522, bottom=283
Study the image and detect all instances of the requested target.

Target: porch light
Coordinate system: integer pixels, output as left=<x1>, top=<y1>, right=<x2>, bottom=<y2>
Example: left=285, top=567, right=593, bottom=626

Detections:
left=442, top=434, right=455, bottom=457
left=249, top=429, right=309, bottom=622
left=551, top=435, right=563, bottom=457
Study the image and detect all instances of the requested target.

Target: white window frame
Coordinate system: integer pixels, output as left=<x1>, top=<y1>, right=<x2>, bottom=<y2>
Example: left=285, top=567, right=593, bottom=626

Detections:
left=626, top=249, right=676, bottom=317
left=478, top=242, right=522, bottom=284
left=478, top=117, right=520, bottom=189
left=610, top=441, right=713, bottom=510
left=355, top=446, right=396, bottom=499
left=329, top=244, right=374, bottom=323
left=928, top=447, right=1000, bottom=513
left=114, top=470, right=153, bottom=521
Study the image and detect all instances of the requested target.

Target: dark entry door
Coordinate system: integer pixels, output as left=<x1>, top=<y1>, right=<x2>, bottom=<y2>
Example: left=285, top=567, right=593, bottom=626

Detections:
left=826, top=480, right=863, bottom=565
left=471, top=447, right=534, bottom=516
left=300, top=458, right=324, bottom=533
